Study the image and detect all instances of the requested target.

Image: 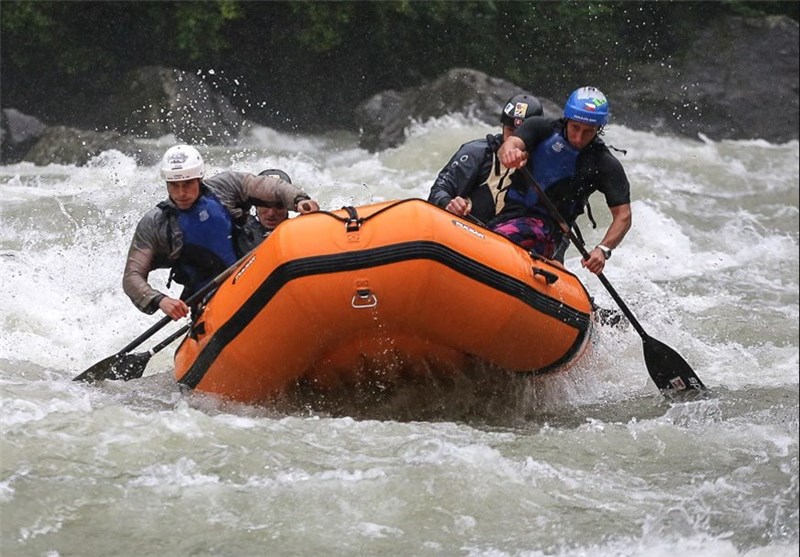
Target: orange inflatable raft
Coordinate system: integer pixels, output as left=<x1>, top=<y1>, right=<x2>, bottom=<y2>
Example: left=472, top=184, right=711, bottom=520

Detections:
left=174, top=199, right=594, bottom=405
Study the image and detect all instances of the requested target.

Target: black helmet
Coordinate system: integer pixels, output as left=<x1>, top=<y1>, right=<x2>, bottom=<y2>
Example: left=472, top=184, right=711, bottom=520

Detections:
left=500, top=94, right=543, bottom=128
left=258, top=168, right=292, bottom=184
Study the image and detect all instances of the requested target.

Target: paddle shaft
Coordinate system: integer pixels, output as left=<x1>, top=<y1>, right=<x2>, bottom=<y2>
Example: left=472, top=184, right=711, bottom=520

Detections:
left=147, top=323, right=192, bottom=356
left=115, top=314, right=173, bottom=357
left=111, top=269, right=226, bottom=356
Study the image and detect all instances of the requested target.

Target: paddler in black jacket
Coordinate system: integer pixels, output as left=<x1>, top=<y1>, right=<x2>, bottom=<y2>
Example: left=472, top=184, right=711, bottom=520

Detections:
left=427, top=94, right=543, bottom=225
left=122, top=145, right=320, bottom=320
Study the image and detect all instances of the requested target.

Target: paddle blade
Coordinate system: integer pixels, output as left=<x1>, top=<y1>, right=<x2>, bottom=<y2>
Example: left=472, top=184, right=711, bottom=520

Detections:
left=642, top=335, right=706, bottom=393
left=72, top=352, right=152, bottom=383
left=107, top=352, right=153, bottom=381
left=73, top=353, right=123, bottom=383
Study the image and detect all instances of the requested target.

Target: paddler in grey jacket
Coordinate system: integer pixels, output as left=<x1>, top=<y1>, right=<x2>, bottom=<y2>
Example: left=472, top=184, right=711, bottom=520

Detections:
left=123, top=145, right=320, bottom=320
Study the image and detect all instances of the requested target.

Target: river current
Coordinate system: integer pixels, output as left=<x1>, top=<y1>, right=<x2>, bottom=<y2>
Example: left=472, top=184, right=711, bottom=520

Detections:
left=1, top=116, right=798, bottom=556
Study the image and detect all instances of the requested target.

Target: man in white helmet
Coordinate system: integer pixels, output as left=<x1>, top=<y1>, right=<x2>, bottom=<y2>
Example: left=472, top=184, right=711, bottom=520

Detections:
left=122, top=145, right=320, bottom=320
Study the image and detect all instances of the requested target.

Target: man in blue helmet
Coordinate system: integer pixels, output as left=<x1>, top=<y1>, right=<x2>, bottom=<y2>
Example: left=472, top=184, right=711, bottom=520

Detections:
left=490, top=86, right=631, bottom=275
left=427, top=94, right=543, bottom=225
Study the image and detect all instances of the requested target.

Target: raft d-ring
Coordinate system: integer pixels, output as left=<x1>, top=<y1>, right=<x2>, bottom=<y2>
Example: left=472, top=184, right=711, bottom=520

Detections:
left=352, top=288, right=378, bottom=308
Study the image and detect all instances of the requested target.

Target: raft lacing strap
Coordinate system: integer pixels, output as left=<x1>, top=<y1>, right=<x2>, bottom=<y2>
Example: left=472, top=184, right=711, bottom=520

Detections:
left=342, top=206, right=362, bottom=231
left=315, top=199, right=428, bottom=228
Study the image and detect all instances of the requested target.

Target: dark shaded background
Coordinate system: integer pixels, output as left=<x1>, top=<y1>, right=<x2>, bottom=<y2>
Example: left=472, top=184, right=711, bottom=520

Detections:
left=2, top=1, right=797, bottom=133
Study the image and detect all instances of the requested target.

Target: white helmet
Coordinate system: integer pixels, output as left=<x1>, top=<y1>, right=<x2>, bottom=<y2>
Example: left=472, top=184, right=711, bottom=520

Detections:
left=160, top=145, right=205, bottom=182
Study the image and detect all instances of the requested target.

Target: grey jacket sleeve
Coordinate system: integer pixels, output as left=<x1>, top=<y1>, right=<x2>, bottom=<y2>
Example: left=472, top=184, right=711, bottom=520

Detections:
left=122, top=209, right=169, bottom=314
left=204, top=171, right=312, bottom=219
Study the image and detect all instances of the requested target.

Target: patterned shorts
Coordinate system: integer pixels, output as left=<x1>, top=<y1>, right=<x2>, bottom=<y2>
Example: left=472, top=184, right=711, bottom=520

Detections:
left=491, top=216, right=556, bottom=258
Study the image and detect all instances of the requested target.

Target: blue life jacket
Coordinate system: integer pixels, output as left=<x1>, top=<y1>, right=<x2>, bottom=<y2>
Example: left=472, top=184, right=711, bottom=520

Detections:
left=506, top=130, right=580, bottom=213
left=171, top=194, right=237, bottom=299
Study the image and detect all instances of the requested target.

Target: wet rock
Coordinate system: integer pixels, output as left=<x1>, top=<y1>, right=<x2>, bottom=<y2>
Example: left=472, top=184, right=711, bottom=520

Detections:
left=354, top=68, right=560, bottom=152
left=611, top=15, right=798, bottom=143
left=116, top=66, right=248, bottom=146
left=23, top=126, right=160, bottom=167
left=1, top=109, right=48, bottom=164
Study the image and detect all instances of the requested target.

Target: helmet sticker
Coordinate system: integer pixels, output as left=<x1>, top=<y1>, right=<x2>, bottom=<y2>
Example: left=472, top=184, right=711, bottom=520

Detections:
left=574, top=87, right=608, bottom=107
left=168, top=151, right=189, bottom=165
left=161, top=145, right=204, bottom=181
left=563, top=87, right=609, bottom=126
left=588, top=97, right=607, bottom=108
left=503, top=95, right=543, bottom=126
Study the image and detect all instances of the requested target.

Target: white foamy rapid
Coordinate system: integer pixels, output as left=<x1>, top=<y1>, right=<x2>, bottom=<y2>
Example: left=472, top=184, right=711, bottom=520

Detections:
left=1, top=117, right=797, bottom=556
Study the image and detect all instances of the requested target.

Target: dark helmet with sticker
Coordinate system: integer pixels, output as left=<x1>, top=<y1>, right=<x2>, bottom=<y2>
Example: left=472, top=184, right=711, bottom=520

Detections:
left=500, top=94, right=543, bottom=128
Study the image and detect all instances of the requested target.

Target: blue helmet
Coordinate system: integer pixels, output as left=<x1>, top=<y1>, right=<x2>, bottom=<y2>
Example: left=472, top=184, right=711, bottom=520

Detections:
left=563, top=87, right=610, bottom=127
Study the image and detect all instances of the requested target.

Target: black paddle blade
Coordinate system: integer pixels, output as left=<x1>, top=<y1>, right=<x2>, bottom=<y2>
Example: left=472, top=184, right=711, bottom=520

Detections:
left=72, top=352, right=152, bottom=383
left=107, top=352, right=152, bottom=381
left=642, top=335, right=706, bottom=394
left=73, top=353, right=123, bottom=383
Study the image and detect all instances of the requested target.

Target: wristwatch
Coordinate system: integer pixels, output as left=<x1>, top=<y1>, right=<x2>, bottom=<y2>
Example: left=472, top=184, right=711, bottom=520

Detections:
left=596, top=244, right=612, bottom=260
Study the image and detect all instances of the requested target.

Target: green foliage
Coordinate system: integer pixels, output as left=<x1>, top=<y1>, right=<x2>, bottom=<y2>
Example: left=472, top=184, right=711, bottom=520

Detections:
left=288, top=1, right=359, bottom=52
left=722, top=0, right=800, bottom=19
left=173, top=1, right=243, bottom=60
left=1, top=2, right=57, bottom=68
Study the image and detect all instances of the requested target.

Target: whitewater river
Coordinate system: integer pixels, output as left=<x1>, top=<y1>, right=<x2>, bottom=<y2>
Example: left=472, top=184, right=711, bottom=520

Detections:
left=1, top=117, right=797, bottom=556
